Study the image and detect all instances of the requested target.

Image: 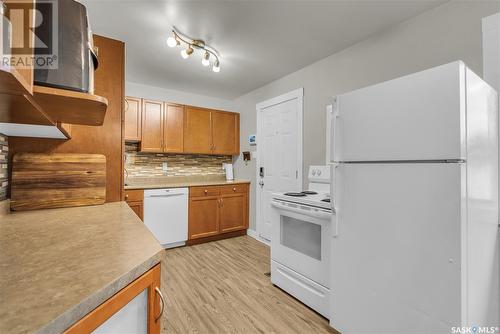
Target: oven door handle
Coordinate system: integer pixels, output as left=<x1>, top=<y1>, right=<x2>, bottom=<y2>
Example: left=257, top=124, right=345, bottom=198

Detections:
left=271, top=201, right=332, bottom=220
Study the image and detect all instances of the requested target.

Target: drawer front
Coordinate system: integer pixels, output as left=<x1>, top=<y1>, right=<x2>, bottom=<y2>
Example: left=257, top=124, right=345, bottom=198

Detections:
left=220, top=184, right=247, bottom=195
left=190, top=186, right=220, bottom=197
left=124, top=189, right=144, bottom=202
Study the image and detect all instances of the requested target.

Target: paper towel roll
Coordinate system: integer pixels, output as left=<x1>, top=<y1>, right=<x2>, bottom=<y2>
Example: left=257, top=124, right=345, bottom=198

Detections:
left=224, top=163, right=234, bottom=181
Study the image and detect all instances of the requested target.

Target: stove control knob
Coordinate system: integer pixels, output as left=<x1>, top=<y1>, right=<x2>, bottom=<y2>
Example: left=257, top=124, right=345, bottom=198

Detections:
left=312, top=170, right=316, bottom=176
left=317, top=170, right=322, bottom=176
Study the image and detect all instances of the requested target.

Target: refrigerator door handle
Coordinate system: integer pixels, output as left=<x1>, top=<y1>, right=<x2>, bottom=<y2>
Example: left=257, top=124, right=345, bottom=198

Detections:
left=331, top=97, right=339, bottom=162
left=331, top=163, right=339, bottom=237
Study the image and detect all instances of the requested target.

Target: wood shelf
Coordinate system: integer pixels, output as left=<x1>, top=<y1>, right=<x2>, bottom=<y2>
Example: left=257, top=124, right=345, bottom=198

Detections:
left=0, top=64, right=32, bottom=96
left=33, top=85, right=108, bottom=126
left=0, top=65, right=53, bottom=125
left=0, top=66, right=108, bottom=128
left=0, top=92, right=53, bottom=125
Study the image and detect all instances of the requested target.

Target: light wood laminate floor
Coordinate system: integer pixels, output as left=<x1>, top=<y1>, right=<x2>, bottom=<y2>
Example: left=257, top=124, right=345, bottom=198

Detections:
left=161, top=236, right=338, bottom=334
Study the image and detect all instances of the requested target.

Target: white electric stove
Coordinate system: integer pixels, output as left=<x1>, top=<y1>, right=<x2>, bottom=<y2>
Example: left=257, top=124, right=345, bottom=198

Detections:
left=270, top=165, right=334, bottom=318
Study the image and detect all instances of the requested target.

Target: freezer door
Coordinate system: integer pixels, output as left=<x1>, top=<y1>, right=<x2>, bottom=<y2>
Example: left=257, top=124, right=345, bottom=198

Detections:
left=330, top=163, right=465, bottom=333
left=331, top=61, right=466, bottom=162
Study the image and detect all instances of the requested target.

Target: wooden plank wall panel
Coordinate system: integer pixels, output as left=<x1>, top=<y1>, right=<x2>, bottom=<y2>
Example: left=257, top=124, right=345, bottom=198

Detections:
left=7, top=35, right=125, bottom=202
left=10, top=153, right=106, bottom=211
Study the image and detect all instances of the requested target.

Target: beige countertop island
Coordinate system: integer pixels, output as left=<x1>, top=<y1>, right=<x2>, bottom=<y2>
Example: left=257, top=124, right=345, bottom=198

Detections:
left=0, top=202, right=164, bottom=334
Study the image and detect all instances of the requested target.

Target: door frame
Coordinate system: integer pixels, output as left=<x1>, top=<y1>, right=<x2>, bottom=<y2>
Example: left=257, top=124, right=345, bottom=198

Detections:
left=255, top=87, right=304, bottom=241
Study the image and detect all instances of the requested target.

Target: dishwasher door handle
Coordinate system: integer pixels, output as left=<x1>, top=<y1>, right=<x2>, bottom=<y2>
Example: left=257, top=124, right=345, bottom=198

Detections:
left=146, top=193, right=185, bottom=198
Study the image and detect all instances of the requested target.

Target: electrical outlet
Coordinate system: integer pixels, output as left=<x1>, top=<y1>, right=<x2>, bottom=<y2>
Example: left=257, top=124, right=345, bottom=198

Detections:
left=162, top=162, right=168, bottom=174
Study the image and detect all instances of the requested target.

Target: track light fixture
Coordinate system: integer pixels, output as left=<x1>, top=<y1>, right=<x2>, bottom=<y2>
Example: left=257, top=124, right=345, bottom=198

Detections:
left=202, top=51, right=210, bottom=66
left=180, top=45, right=193, bottom=59
left=212, top=60, right=220, bottom=73
left=167, top=27, right=221, bottom=73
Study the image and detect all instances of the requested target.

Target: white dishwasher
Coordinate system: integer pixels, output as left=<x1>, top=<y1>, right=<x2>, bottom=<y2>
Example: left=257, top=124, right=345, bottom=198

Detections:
left=144, top=188, right=188, bottom=249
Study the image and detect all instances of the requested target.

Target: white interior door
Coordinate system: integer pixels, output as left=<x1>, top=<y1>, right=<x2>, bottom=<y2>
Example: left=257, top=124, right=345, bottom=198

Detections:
left=256, top=88, right=303, bottom=241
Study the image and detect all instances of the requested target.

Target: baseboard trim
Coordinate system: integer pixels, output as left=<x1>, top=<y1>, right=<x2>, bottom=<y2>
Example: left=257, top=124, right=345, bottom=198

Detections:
left=186, top=229, right=247, bottom=246
left=247, top=229, right=270, bottom=246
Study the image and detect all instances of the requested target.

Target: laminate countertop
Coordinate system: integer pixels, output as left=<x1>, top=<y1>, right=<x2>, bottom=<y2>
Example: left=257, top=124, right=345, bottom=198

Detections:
left=0, top=202, right=164, bottom=334
left=124, top=178, right=251, bottom=190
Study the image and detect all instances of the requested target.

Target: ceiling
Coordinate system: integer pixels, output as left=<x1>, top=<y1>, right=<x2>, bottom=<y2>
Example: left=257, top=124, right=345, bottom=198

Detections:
left=82, top=0, right=446, bottom=99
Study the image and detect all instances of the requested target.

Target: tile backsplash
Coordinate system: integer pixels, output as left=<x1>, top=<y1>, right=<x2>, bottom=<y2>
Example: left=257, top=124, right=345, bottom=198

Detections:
left=125, top=143, right=231, bottom=178
left=0, top=134, right=8, bottom=201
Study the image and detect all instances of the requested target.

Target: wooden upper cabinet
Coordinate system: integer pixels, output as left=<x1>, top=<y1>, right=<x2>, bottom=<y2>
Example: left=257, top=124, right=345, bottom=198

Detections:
left=141, top=99, right=163, bottom=152
left=124, top=97, right=142, bottom=141
left=212, top=111, right=239, bottom=155
left=184, top=107, right=213, bottom=154
left=125, top=98, right=240, bottom=155
left=163, top=103, right=184, bottom=153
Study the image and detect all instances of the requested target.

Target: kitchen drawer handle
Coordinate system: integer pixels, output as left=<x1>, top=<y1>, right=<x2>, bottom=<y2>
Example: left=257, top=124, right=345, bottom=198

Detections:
left=125, top=194, right=129, bottom=199
left=155, top=287, right=164, bottom=322
left=232, top=187, right=236, bottom=192
left=204, top=189, right=208, bottom=194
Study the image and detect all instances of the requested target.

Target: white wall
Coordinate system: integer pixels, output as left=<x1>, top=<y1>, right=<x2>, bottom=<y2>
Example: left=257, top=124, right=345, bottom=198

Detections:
left=482, top=10, right=500, bottom=330
left=126, top=81, right=235, bottom=111
left=483, top=12, right=500, bottom=90
left=233, top=0, right=500, bottom=231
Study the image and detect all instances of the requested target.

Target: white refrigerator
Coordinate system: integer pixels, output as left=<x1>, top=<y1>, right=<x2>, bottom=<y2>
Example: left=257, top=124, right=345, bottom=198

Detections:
left=329, top=61, right=499, bottom=333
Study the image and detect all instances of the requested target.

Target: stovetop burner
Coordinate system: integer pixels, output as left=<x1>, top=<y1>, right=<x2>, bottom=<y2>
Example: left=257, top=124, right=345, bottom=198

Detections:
left=301, top=191, right=318, bottom=195
left=284, top=192, right=307, bottom=197
left=321, top=198, right=330, bottom=202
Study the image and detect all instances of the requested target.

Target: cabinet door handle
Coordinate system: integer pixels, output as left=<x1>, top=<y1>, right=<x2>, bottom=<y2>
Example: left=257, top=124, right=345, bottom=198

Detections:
left=204, top=189, right=208, bottom=194
left=233, top=187, right=236, bottom=192
left=155, top=287, right=164, bottom=322
left=125, top=194, right=129, bottom=199
left=220, top=198, right=223, bottom=207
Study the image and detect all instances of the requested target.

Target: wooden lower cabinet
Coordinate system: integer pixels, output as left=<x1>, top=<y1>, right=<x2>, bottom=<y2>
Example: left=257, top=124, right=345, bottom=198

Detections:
left=188, top=184, right=249, bottom=243
left=220, top=194, right=247, bottom=233
left=125, top=189, right=144, bottom=221
left=64, top=264, right=162, bottom=334
left=188, top=196, right=220, bottom=239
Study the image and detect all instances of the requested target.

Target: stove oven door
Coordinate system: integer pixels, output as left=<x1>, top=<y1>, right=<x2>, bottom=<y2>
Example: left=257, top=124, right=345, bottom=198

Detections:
left=270, top=199, right=331, bottom=287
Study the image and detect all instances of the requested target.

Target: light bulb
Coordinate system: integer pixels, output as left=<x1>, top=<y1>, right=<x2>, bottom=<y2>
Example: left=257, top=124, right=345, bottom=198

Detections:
left=212, top=60, right=220, bottom=73
left=202, top=52, right=210, bottom=66
left=167, top=36, right=177, bottom=48
left=180, top=45, right=193, bottom=59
